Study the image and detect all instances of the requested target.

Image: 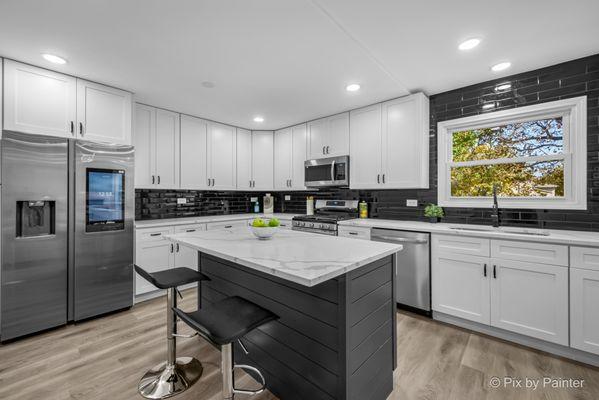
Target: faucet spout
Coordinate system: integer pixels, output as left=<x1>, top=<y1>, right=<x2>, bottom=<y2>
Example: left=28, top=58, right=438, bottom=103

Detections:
left=491, top=184, right=500, bottom=228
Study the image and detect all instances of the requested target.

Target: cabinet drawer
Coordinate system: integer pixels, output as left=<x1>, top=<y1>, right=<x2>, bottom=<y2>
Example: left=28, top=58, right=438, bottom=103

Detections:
left=571, top=247, right=599, bottom=271
left=136, top=227, right=173, bottom=242
left=174, top=224, right=206, bottom=234
left=432, top=234, right=490, bottom=257
left=206, top=220, right=248, bottom=230
left=491, top=240, right=568, bottom=266
left=338, top=226, right=371, bottom=240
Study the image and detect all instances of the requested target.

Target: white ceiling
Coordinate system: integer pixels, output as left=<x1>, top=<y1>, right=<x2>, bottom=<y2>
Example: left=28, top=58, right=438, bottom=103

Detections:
left=0, top=0, right=598, bottom=130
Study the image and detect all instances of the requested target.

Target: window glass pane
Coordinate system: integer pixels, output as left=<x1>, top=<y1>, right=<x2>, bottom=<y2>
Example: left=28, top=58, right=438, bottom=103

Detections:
left=452, top=117, right=563, bottom=162
left=450, top=160, right=564, bottom=197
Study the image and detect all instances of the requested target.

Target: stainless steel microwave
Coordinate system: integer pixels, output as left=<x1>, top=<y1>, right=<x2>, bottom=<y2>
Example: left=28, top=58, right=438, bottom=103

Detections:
left=304, top=155, right=349, bottom=188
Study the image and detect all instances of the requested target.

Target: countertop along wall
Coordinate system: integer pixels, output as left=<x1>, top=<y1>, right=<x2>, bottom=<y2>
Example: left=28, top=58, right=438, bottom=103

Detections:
left=136, top=53, right=599, bottom=231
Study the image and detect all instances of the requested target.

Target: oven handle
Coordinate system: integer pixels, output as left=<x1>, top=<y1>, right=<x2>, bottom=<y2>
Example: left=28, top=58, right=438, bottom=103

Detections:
left=330, top=160, right=335, bottom=181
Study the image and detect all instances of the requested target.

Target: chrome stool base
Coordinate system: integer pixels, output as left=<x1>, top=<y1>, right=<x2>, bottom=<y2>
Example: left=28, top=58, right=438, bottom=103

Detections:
left=138, top=356, right=203, bottom=399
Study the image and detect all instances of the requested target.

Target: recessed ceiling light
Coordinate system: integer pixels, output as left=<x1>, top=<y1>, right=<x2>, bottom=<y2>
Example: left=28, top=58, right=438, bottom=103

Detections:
left=495, top=83, right=512, bottom=92
left=482, top=102, right=496, bottom=110
left=253, top=116, right=264, bottom=123
left=458, top=38, right=481, bottom=51
left=41, top=53, right=67, bottom=65
left=491, top=62, right=511, bottom=72
left=201, top=81, right=215, bottom=88
left=346, top=83, right=361, bottom=92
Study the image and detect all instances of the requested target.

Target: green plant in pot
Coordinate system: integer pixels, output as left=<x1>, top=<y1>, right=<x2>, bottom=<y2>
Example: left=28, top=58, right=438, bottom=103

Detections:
left=424, top=204, right=444, bottom=223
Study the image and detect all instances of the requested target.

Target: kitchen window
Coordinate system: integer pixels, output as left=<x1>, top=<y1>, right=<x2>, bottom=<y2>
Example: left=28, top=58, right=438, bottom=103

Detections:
left=437, top=96, right=587, bottom=209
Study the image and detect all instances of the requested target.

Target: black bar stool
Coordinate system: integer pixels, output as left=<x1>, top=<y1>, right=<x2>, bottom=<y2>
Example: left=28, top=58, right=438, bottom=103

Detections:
left=174, top=296, right=278, bottom=400
left=134, top=265, right=209, bottom=399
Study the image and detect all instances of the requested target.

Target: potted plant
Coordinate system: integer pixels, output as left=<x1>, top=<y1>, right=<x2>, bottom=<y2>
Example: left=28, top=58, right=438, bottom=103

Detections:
left=424, top=204, right=444, bottom=223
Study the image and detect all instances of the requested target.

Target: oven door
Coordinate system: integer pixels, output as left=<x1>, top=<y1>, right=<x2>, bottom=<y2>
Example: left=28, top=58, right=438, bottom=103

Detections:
left=304, top=156, right=349, bottom=187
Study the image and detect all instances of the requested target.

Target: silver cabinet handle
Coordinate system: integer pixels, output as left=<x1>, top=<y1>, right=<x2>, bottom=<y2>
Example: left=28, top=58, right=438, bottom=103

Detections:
left=186, top=229, right=196, bottom=232
left=374, top=236, right=428, bottom=244
left=377, top=174, right=380, bottom=183
left=157, top=175, right=161, bottom=185
left=150, top=232, right=161, bottom=236
left=176, top=243, right=180, bottom=252
left=79, top=122, right=84, bottom=135
left=70, top=121, right=74, bottom=134
left=152, top=175, right=155, bottom=184
left=170, top=243, right=174, bottom=253
left=349, top=232, right=358, bottom=235
left=326, top=145, right=329, bottom=154
left=382, top=174, right=385, bottom=183
left=322, top=146, right=326, bottom=154
left=224, top=225, right=232, bottom=228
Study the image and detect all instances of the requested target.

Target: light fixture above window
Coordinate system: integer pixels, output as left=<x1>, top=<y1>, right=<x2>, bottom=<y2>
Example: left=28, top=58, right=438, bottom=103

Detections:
left=458, top=38, right=481, bottom=51
left=42, top=53, right=67, bottom=65
left=253, top=116, right=264, bottom=123
left=345, top=83, right=360, bottom=92
left=491, top=62, right=511, bottom=72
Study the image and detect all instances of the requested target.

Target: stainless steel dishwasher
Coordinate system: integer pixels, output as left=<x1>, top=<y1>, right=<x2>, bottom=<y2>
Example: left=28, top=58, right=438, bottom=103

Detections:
left=371, top=228, right=431, bottom=314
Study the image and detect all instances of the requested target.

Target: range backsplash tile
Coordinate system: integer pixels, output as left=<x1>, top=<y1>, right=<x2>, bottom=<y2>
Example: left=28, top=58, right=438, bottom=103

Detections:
left=136, top=53, right=599, bottom=231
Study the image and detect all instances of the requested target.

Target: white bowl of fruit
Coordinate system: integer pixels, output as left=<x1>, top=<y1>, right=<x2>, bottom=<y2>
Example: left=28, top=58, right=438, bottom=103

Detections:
left=249, top=217, right=280, bottom=240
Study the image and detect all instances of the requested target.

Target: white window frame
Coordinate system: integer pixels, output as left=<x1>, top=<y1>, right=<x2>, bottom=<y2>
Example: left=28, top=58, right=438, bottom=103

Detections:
left=437, top=96, right=587, bottom=209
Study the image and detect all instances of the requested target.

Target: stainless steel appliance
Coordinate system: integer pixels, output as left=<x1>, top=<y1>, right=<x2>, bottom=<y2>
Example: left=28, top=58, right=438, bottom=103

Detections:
left=0, top=131, right=134, bottom=341
left=370, top=229, right=431, bottom=314
left=292, top=199, right=358, bottom=235
left=304, top=155, right=349, bottom=188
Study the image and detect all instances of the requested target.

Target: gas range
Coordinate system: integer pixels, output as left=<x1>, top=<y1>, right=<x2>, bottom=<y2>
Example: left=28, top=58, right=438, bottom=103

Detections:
left=292, top=200, right=358, bottom=235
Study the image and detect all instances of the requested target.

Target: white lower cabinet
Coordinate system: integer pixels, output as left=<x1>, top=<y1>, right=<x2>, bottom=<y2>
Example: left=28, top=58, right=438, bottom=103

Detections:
left=337, top=226, right=371, bottom=240
left=570, top=267, right=599, bottom=355
left=206, top=220, right=249, bottom=230
left=432, top=253, right=490, bottom=324
left=432, top=234, right=569, bottom=346
left=135, top=227, right=175, bottom=296
left=490, top=259, right=568, bottom=345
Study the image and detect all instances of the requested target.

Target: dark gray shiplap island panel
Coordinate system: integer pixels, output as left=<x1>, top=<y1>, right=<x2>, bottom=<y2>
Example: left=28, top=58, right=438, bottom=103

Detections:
left=198, top=252, right=396, bottom=400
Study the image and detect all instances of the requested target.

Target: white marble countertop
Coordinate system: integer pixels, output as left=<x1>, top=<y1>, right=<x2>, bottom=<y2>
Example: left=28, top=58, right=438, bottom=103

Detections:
left=135, top=213, right=299, bottom=229
left=164, top=228, right=402, bottom=287
left=339, top=219, right=599, bottom=247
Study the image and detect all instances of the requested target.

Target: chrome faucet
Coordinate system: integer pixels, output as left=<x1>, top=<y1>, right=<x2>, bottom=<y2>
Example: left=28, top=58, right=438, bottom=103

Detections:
left=491, top=184, right=501, bottom=228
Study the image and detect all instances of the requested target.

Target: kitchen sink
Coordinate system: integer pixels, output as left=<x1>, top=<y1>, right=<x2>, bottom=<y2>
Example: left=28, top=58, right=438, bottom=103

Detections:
left=449, top=226, right=550, bottom=236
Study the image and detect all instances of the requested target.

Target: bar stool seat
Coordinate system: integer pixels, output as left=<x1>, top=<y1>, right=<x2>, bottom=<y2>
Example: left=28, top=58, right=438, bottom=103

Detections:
left=174, top=296, right=278, bottom=400
left=134, top=265, right=209, bottom=399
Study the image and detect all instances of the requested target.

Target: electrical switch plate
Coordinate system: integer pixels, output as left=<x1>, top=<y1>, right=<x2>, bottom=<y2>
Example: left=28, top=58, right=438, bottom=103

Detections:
left=285, top=195, right=291, bottom=201
left=177, top=198, right=187, bottom=204
left=250, top=197, right=258, bottom=202
left=406, top=199, right=418, bottom=207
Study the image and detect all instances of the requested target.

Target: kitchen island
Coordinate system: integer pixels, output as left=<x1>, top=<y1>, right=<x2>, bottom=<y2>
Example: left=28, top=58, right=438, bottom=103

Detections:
left=166, top=228, right=402, bottom=400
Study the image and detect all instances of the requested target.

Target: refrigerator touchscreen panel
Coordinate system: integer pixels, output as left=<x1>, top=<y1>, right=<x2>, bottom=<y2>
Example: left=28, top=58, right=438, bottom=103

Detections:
left=86, top=168, right=125, bottom=232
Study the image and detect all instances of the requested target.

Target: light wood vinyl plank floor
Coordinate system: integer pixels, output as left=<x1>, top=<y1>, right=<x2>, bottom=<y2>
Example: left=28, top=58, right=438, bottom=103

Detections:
left=1, top=290, right=597, bottom=400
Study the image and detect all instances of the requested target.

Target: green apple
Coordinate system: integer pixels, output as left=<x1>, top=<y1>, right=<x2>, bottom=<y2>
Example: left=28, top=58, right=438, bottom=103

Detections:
left=268, top=218, right=280, bottom=227
left=252, top=218, right=267, bottom=227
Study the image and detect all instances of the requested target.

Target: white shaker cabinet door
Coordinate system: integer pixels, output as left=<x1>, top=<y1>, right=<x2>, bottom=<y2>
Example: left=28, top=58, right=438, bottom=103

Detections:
left=432, top=253, right=490, bottom=324
left=4, top=60, right=76, bottom=138
left=290, top=123, right=307, bottom=190
left=570, top=267, right=599, bottom=355
left=350, top=104, right=382, bottom=189
left=236, top=128, right=253, bottom=190
left=307, top=117, right=328, bottom=159
left=135, top=240, right=174, bottom=295
left=208, top=122, right=237, bottom=190
left=326, top=112, right=350, bottom=157
left=490, top=259, right=568, bottom=345
left=382, top=93, right=429, bottom=189
left=180, top=115, right=208, bottom=189
left=76, top=79, right=132, bottom=145
left=134, top=104, right=156, bottom=188
left=274, top=127, right=292, bottom=190
left=251, top=131, right=274, bottom=190
left=155, top=109, right=180, bottom=189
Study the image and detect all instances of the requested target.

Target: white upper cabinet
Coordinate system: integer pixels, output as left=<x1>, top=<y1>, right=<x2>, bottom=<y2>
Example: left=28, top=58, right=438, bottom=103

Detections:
left=207, top=122, right=236, bottom=190
left=3, top=60, right=132, bottom=143
left=350, top=104, right=382, bottom=188
left=134, top=104, right=155, bottom=188
left=274, top=123, right=307, bottom=190
left=76, top=79, right=132, bottom=145
left=251, top=131, right=274, bottom=190
left=274, top=127, right=292, bottom=190
left=349, top=93, right=429, bottom=189
left=382, top=93, right=429, bottom=188
left=4, top=60, right=76, bottom=138
left=236, top=128, right=253, bottom=190
left=134, top=104, right=179, bottom=189
left=180, top=115, right=208, bottom=189
left=155, top=109, right=180, bottom=189
left=307, top=112, right=349, bottom=159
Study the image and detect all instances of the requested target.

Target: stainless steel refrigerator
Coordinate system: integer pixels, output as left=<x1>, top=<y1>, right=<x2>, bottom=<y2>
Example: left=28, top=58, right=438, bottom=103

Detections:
left=0, top=131, right=134, bottom=341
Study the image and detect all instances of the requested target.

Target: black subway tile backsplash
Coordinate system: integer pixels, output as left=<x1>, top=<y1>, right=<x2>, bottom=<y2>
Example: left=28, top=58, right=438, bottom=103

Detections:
left=137, top=53, right=599, bottom=231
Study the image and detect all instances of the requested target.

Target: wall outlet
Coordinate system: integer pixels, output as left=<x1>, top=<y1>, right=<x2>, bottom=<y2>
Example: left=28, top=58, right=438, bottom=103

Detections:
left=250, top=197, right=258, bottom=202
left=406, top=199, right=418, bottom=207
left=177, top=198, right=187, bottom=204
left=285, top=195, right=291, bottom=201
